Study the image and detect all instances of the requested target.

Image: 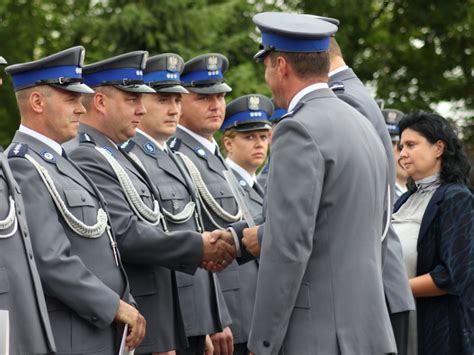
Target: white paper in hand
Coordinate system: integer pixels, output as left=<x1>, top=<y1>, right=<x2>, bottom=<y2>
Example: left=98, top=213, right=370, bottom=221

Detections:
left=118, top=324, right=134, bottom=355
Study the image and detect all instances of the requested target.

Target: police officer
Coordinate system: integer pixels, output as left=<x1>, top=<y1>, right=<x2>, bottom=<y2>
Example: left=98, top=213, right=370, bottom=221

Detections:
left=5, top=46, right=145, bottom=354
left=326, top=20, right=415, bottom=355
left=222, top=94, right=273, bottom=261
left=64, top=51, right=235, bottom=354
left=0, top=55, right=56, bottom=355
left=246, top=12, right=396, bottom=354
left=383, top=108, right=408, bottom=201
left=121, top=52, right=232, bottom=355
left=170, top=53, right=254, bottom=354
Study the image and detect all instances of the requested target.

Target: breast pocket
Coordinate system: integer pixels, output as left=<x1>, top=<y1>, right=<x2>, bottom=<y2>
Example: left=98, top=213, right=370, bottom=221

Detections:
left=156, top=184, right=190, bottom=214
left=63, top=189, right=97, bottom=225
left=206, top=182, right=238, bottom=213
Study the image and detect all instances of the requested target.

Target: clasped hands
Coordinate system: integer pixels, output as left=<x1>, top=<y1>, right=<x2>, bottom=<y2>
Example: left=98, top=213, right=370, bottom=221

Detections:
left=200, top=230, right=236, bottom=272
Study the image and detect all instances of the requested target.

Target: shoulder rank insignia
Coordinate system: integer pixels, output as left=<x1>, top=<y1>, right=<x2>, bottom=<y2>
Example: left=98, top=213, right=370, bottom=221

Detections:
left=195, top=147, right=207, bottom=158
left=120, top=140, right=135, bottom=153
left=330, top=81, right=345, bottom=92
left=167, top=137, right=181, bottom=152
left=7, top=143, right=28, bottom=158
left=143, top=142, right=156, bottom=155
left=79, top=132, right=96, bottom=145
left=39, top=149, right=56, bottom=163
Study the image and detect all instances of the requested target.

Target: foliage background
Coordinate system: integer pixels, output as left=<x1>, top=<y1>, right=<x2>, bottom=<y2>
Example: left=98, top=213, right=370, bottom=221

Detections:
left=1, top=0, right=472, bottom=181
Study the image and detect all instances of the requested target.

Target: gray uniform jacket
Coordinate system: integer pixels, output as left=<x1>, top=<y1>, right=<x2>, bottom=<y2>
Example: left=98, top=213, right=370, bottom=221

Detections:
left=65, top=124, right=203, bottom=353
left=329, top=68, right=415, bottom=314
left=124, top=131, right=231, bottom=337
left=7, top=131, right=130, bottom=354
left=247, top=88, right=396, bottom=355
left=227, top=167, right=262, bottom=343
left=0, top=152, right=55, bottom=354
left=171, top=127, right=254, bottom=344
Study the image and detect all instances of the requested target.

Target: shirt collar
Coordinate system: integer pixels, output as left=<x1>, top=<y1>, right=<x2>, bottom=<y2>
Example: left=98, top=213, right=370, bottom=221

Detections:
left=136, top=128, right=167, bottom=152
left=19, top=124, right=63, bottom=155
left=178, top=124, right=218, bottom=153
left=226, top=158, right=256, bottom=187
left=328, top=65, right=349, bottom=78
left=288, top=82, right=329, bottom=112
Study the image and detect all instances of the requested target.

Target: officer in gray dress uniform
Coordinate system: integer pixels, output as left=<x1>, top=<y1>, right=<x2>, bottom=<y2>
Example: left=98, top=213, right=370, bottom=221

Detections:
left=169, top=53, right=255, bottom=354
left=327, top=25, right=414, bottom=355
left=383, top=108, right=408, bottom=201
left=120, top=53, right=232, bottom=355
left=4, top=46, right=146, bottom=354
left=246, top=13, right=396, bottom=354
left=0, top=55, right=56, bottom=354
left=219, top=94, right=274, bottom=354
left=64, top=51, right=235, bottom=354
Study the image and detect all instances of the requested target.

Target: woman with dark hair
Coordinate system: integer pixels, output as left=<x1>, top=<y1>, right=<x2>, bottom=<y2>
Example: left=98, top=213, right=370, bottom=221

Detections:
left=392, top=111, right=473, bottom=355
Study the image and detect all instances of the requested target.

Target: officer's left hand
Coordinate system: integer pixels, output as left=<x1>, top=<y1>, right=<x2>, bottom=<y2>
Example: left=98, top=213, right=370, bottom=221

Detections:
left=242, top=226, right=261, bottom=257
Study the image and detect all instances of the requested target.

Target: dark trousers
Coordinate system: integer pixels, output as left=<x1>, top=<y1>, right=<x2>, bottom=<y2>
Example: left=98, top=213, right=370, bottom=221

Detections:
left=390, top=311, right=409, bottom=355
left=176, top=335, right=206, bottom=355
left=233, top=342, right=250, bottom=355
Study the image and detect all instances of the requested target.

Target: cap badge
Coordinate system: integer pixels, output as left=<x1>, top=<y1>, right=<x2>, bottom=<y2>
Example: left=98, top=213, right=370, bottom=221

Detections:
left=388, top=111, right=397, bottom=122
left=207, top=56, right=218, bottom=71
left=167, top=56, right=179, bottom=71
left=248, top=96, right=260, bottom=111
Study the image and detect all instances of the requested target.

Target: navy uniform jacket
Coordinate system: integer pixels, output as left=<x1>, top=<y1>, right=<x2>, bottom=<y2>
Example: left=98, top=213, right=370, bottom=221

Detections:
left=7, top=131, right=130, bottom=354
left=394, top=184, right=473, bottom=355
left=124, top=130, right=231, bottom=337
left=171, top=127, right=255, bottom=344
left=329, top=67, right=415, bottom=314
left=66, top=124, right=204, bottom=353
left=0, top=151, right=55, bottom=354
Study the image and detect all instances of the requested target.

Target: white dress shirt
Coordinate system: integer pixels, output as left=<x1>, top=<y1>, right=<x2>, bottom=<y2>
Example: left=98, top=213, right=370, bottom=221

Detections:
left=178, top=124, right=218, bottom=153
left=288, top=83, right=329, bottom=112
left=226, top=158, right=256, bottom=188
left=19, top=125, right=63, bottom=155
left=136, top=128, right=167, bottom=152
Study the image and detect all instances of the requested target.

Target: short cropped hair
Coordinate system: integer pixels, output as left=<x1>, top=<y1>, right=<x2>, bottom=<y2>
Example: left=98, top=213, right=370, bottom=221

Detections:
left=268, top=50, right=330, bottom=80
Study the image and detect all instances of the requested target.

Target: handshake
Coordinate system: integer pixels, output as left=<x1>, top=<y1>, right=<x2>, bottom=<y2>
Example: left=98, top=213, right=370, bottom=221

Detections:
left=200, top=230, right=236, bottom=272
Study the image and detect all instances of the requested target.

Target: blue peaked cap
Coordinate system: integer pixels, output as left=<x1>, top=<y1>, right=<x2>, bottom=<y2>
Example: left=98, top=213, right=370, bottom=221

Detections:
left=83, top=51, right=155, bottom=93
left=253, top=12, right=338, bottom=61
left=220, top=94, right=274, bottom=132
left=4, top=46, right=94, bottom=93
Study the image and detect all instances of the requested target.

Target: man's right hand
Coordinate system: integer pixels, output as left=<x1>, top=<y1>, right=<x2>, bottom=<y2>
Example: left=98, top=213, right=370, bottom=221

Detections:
left=201, top=231, right=236, bottom=272
left=115, top=300, right=146, bottom=350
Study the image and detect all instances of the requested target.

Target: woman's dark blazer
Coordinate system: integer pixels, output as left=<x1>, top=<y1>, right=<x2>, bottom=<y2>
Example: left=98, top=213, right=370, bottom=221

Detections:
left=394, top=183, right=473, bottom=355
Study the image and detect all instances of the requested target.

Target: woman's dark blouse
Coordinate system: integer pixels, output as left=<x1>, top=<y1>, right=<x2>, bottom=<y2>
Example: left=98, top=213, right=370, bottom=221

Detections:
left=394, top=183, right=473, bottom=355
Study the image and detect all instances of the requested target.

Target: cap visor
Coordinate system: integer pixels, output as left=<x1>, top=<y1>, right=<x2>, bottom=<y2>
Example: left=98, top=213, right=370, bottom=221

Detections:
left=186, top=82, right=232, bottom=94
left=153, top=85, right=189, bottom=94
left=51, top=82, right=95, bottom=94
left=115, top=84, right=156, bottom=94
left=224, top=121, right=272, bottom=133
left=253, top=48, right=271, bottom=62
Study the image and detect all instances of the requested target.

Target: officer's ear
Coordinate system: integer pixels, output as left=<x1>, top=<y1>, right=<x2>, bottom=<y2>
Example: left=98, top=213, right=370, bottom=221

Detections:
left=29, top=89, right=47, bottom=114
left=93, top=91, right=107, bottom=115
left=276, top=55, right=290, bottom=78
left=223, top=135, right=234, bottom=154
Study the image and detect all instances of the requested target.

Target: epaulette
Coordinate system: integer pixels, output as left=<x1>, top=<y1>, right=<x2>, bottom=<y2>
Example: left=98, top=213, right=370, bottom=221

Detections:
left=7, top=143, right=28, bottom=159
left=167, top=137, right=181, bottom=152
left=120, top=140, right=136, bottom=153
left=330, top=81, right=345, bottom=93
left=277, top=102, right=305, bottom=123
left=79, top=132, right=96, bottom=145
